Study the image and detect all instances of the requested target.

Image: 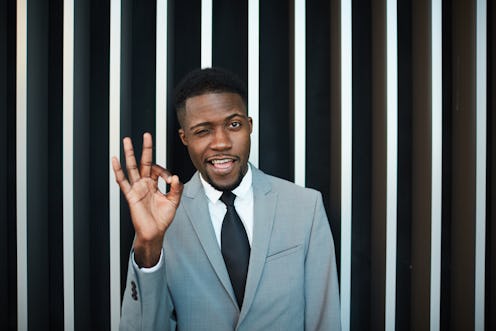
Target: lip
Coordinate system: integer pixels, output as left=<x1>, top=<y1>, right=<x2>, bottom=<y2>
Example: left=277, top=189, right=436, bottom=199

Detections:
left=205, top=156, right=239, bottom=175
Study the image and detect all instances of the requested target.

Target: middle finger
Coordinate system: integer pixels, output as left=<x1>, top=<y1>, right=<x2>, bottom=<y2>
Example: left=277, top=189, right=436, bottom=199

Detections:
left=140, top=132, right=153, bottom=178
left=123, top=137, right=141, bottom=184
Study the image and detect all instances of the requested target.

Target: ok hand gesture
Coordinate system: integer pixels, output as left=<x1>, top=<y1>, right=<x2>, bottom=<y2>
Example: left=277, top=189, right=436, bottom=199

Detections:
left=112, top=132, right=183, bottom=267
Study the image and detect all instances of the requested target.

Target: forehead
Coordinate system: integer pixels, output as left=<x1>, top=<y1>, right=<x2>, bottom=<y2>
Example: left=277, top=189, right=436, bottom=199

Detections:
left=183, top=92, right=247, bottom=124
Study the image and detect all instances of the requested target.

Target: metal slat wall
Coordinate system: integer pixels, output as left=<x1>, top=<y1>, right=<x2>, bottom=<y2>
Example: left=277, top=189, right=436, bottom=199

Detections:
left=109, top=0, right=121, bottom=328
left=475, top=1, right=487, bottom=329
left=1, top=0, right=495, bottom=329
left=340, top=0, right=352, bottom=328
left=489, top=1, right=496, bottom=329
left=15, top=0, right=28, bottom=329
left=62, top=0, right=74, bottom=329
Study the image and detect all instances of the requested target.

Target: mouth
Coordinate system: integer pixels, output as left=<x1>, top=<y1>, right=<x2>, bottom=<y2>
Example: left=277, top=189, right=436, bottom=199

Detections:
left=206, top=156, right=238, bottom=171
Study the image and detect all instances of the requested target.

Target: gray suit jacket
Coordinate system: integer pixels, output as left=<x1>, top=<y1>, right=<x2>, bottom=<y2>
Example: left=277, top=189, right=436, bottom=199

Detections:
left=120, top=166, right=341, bottom=330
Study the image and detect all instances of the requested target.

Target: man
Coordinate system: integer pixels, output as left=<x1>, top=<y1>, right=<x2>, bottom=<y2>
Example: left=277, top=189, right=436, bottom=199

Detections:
left=113, top=68, right=341, bottom=330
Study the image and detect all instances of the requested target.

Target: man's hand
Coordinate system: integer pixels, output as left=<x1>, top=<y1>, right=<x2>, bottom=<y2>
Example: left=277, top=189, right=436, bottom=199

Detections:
left=112, top=132, right=184, bottom=268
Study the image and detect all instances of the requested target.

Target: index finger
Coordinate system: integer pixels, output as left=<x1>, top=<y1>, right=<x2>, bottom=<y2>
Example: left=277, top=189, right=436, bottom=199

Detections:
left=150, top=163, right=173, bottom=182
left=140, top=132, right=153, bottom=177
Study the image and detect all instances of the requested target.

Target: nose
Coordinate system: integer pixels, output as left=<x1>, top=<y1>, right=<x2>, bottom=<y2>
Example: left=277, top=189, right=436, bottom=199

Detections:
left=211, top=128, right=232, bottom=151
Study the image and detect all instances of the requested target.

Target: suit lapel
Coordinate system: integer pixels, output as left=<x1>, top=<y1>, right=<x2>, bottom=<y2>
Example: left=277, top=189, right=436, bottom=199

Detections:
left=181, top=173, right=238, bottom=308
left=238, top=167, right=277, bottom=323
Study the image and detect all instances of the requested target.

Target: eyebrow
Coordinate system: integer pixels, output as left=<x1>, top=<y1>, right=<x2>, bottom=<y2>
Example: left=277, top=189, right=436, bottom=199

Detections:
left=188, top=113, right=246, bottom=131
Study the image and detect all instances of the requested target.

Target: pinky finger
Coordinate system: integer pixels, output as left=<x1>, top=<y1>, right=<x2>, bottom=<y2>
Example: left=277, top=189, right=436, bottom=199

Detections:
left=112, top=157, right=132, bottom=194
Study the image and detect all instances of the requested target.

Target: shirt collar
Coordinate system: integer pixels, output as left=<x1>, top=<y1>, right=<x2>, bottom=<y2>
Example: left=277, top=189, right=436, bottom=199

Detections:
left=200, top=164, right=253, bottom=203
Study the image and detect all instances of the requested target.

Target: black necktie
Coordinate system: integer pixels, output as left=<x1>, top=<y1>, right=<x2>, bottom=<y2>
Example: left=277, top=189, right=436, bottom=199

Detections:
left=220, top=191, right=250, bottom=308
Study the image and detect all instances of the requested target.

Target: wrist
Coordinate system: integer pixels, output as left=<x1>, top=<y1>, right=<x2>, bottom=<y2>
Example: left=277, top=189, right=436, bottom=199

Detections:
left=133, top=237, right=163, bottom=268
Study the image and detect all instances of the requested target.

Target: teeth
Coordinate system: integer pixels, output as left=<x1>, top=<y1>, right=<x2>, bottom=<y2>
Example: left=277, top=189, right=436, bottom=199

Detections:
left=211, top=159, right=231, bottom=164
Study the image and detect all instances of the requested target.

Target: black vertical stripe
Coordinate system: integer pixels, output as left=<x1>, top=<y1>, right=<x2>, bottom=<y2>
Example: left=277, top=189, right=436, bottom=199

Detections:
left=48, top=0, right=64, bottom=329
left=351, top=0, right=373, bottom=329
left=73, top=0, right=111, bottom=329
left=396, top=0, right=413, bottom=329
left=448, top=1, right=477, bottom=329
left=120, top=0, right=134, bottom=300
left=259, top=0, right=292, bottom=181
left=441, top=0, right=453, bottom=329
left=130, top=0, right=157, bottom=143
left=0, top=0, right=17, bottom=329
left=167, top=0, right=201, bottom=182
left=410, top=0, right=434, bottom=329
left=74, top=1, right=93, bottom=329
left=212, top=0, right=248, bottom=86
left=88, top=0, right=111, bottom=327
left=370, top=0, right=387, bottom=329
left=26, top=0, right=64, bottom=328
left=328, top=0, right=343, bottom=280
left=305, top=0, right=336, bottom=257
left=120, top=0, right=158, bottom=299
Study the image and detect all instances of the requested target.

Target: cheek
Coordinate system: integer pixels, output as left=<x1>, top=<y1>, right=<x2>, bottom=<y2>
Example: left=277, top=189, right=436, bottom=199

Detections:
left=236, top=135, right=251, bottom=154
left=187, top=142, right=207, bottom=162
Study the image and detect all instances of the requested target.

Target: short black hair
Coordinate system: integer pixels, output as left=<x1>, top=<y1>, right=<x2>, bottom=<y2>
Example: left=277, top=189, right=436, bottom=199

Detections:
left=174, top=67, right=247, bottom=126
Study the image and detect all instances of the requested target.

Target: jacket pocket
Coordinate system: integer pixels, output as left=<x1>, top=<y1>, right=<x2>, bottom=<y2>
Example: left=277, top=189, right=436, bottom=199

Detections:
left=266, top=244, right=302, bottom=263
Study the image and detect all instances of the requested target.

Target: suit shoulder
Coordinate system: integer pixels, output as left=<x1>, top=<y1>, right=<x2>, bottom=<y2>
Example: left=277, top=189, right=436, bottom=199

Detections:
left=262, top=172, right=321, bottom=201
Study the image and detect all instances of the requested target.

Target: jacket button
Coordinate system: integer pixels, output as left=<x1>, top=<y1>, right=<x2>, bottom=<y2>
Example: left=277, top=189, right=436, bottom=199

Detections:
left=131, top=281, right=138, bottom=300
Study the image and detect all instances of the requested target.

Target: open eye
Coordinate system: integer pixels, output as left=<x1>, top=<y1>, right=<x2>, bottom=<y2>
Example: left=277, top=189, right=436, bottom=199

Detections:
left=229, top=121, right=241, bottom=129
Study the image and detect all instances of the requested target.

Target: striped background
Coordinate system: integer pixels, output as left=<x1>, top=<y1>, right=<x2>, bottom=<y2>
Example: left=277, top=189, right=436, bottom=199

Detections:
left=1, top=0, right=495, bottom=330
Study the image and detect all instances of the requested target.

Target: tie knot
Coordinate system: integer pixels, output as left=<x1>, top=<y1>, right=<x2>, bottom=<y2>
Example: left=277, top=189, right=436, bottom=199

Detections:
left=220, top=191, right=236, bottom=206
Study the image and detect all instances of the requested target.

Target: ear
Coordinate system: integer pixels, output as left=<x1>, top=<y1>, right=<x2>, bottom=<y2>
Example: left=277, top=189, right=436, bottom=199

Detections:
left=178, top=128, right=188, bottom=146
left=248, top=117, right=253, bottom=134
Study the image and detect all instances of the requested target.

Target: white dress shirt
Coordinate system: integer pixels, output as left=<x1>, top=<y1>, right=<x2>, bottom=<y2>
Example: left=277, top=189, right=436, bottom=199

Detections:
left=135, top=165, right=254, bottom=271
left=199, top=164, right=254, bottom=247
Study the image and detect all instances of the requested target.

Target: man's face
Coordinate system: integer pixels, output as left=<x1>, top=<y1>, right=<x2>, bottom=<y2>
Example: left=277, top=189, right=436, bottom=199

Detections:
left=179, top=92, right=252, bottom=191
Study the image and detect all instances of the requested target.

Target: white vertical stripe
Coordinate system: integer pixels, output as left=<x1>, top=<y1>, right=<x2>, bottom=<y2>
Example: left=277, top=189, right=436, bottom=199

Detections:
left=16, top=0, right=28, bottom=330
left=294, top=0, right=305, bottom=186
left=475, top=0, right=487, bottom=329
left=430, top=1, right=442, bottom=330
left=201, top=0, right=212, bottom=68
left=109, top=0, right=122, bottom=329
left=340, top=0, right=352, bottom=329
left=63, top=0, right=75, bottom=329
left=156, top=0, right=168, bottom=192
left=385, top=0, right=398, bottom=330
left=248, top=0, right=259, bottom=167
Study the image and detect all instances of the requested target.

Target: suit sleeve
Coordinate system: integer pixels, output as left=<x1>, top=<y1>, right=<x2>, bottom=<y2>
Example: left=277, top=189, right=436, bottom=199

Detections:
left=304, top=193, right=342, bottom=331
left=119, top=250, right=176, bottom=331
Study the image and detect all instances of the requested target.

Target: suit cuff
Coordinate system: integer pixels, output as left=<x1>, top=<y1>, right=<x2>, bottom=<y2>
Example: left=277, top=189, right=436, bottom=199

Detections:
left=132, top=249, right=164, bottom=273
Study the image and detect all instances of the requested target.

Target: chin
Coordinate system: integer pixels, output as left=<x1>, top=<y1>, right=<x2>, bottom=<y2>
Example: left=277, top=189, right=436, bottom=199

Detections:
left=208, top=175, right=243, bottom=192
left=210, top=181, right=240, bottom=192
